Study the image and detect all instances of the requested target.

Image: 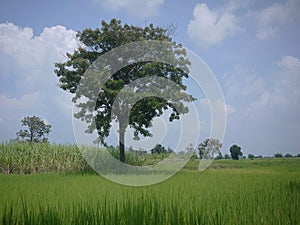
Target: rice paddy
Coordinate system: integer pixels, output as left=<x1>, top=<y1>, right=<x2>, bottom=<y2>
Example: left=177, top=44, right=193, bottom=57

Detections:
left=0, top=143, right=299, bottom=225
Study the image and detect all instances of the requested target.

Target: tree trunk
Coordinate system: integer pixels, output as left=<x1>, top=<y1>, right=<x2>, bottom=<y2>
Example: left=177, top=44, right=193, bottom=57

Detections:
left=119, top=127, right=125, bottom=163
left=30, top=131, right=33, bottom=143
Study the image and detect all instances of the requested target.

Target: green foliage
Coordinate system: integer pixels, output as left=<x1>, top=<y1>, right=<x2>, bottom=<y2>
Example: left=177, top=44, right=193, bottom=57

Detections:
left=248, top=153, right=255, bottom=160
left=0, top=142, right=87, bottom=174
left=54, top=18, right=195, bottom=162
left=0, top=143, right=176, bottom=174
left=16, top=116, right=51, bottom=143
left=198, top=138, right=222, bottom=159
left=230, top=144, right=243, bottom=160
left=214, top=152, right=223, bottom=160
left=190, top=152, right=199, bottom=160
left=185, top=157, right=300, bottom=172
left=150, top=144, right=167, bottom=154
left=224, top=153, right=231, bottom=159
left=285, top=153, right=293, bottom=158
left=0, top=159, right=299, bottom=225
left=105, top=145, right=166, bottom=166
left=274, top=152, right=283, bottom=158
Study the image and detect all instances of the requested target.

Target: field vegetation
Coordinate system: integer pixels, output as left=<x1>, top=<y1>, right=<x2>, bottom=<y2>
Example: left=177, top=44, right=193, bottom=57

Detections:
left=0, top=142, right=299, bottom=225
left=0, top=142, right=177, bottom=174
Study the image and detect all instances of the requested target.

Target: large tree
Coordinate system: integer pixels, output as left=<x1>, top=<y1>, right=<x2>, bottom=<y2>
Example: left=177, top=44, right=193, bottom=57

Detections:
left=16, top=116, right=52, bottom=143
left=54, top=19, right=195, bottom=163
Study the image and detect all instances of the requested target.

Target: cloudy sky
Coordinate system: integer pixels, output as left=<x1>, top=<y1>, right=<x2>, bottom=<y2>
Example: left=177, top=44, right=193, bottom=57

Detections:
left=0, top=0, right=299, bottom=156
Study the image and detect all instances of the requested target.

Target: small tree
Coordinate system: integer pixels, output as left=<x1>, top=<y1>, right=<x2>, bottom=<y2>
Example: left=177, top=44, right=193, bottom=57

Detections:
left=215, top=152, right=223, bottom=160
left=230, top=144, right=242, bottom=160
left=284, top=153, right=293, bottom=158
left=274, top=153, right=283, bottom=158
left=224, top=153, right=231, bottom=159
left=198, top=138, right=222, bottom=159
left=248, top=153, right=255, bottom=160
left=16, top=116, right=52, bottom=143
left=185, top=143, right=198, bottom=159
left=151, top=144, right=167, bottom=154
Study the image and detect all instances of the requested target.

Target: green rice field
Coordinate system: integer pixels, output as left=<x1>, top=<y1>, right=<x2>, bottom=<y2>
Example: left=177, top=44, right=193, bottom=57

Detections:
left=1, top=152, right=299, bottom=225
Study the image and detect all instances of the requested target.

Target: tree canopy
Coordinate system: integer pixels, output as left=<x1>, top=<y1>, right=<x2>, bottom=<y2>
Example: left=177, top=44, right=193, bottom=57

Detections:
left=54, top=19, right=195, bottom=162
left=151, top=144, right=167, bottom=155
left=16, top=116, right=51, bottom=143
left=198, top=138, right=222, bottom=159
left=230, top=144, right=243, bottom=160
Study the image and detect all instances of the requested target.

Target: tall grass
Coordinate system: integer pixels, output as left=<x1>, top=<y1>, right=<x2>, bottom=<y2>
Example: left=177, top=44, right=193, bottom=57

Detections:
left=0, top=142, right=174, bottom=174
left=0, top=142, right=88, bottom=174
left=0, top=161, right=299, bottom=225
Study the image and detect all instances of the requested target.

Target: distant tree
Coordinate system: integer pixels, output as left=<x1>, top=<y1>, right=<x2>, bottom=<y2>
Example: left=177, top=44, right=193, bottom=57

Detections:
left=215, top=152, right=223, bottom=160
left=224, top=153, right=231, bottom=159
left=151, top=144, right=167, bottom=154
left=16, top=116, right=52, bottom=143
left=285, top=153, right=293, bottom=158
left=167, top=146, right=174, bottom=154
left=198, top=138, right=222, bottom=159
left=257, top=155, right=263, bottom=158
left=248, top=154, right=255, bottom=160
left=230, top=144, right=243, bottom=160
left=185, top=144, right=198, bottom=159
left=186, top=143, right=194, bottom=153
left=274, top=153, right=283, bottom=158
left=296, top=154, right=300, bottom=158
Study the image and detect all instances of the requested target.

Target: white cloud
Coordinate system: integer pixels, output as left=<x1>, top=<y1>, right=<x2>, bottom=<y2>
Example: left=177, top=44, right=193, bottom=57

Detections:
left=256, top=26, right=277, bottom=39
left=218, top=0, right=253, bottom=13
left=276, top=56, right=300, bottom=71
left=255, top=1, right=299, bottom=39
left=222, top=56, right=300, bottom=155
left=249, top=91, right=270, bottom=109
left=226, top=56, right=300, bottom=120
left=272, top=56, right=300, bottom=95
left=95, top=0, right=164, bottom=18
left=258, top=3, right=289, bottom=26
left=223, top=67, right=265, bottom=102
left=0, top=23, right=79, bottom=68
left=0, top=23, right=80, bottom=142
left=0, top=92, right=39, bottom=110
left=228, top=56, right=300, bottom=114
left=187, top=3, right=241, bottom=49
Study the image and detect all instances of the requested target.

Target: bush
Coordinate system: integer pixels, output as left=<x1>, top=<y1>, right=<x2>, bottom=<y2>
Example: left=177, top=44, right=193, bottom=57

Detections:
left=248, top=154, right=255, bottom=160
left=274, top=153, right=283, bottom=158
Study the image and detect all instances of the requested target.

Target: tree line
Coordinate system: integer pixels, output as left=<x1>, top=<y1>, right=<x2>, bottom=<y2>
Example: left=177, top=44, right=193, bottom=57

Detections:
left=15, top=115, right=300, bottom=160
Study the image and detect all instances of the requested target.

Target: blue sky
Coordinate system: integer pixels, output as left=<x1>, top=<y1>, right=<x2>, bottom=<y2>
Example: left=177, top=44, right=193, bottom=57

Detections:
left=0, top=0, right=300, bottom=156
